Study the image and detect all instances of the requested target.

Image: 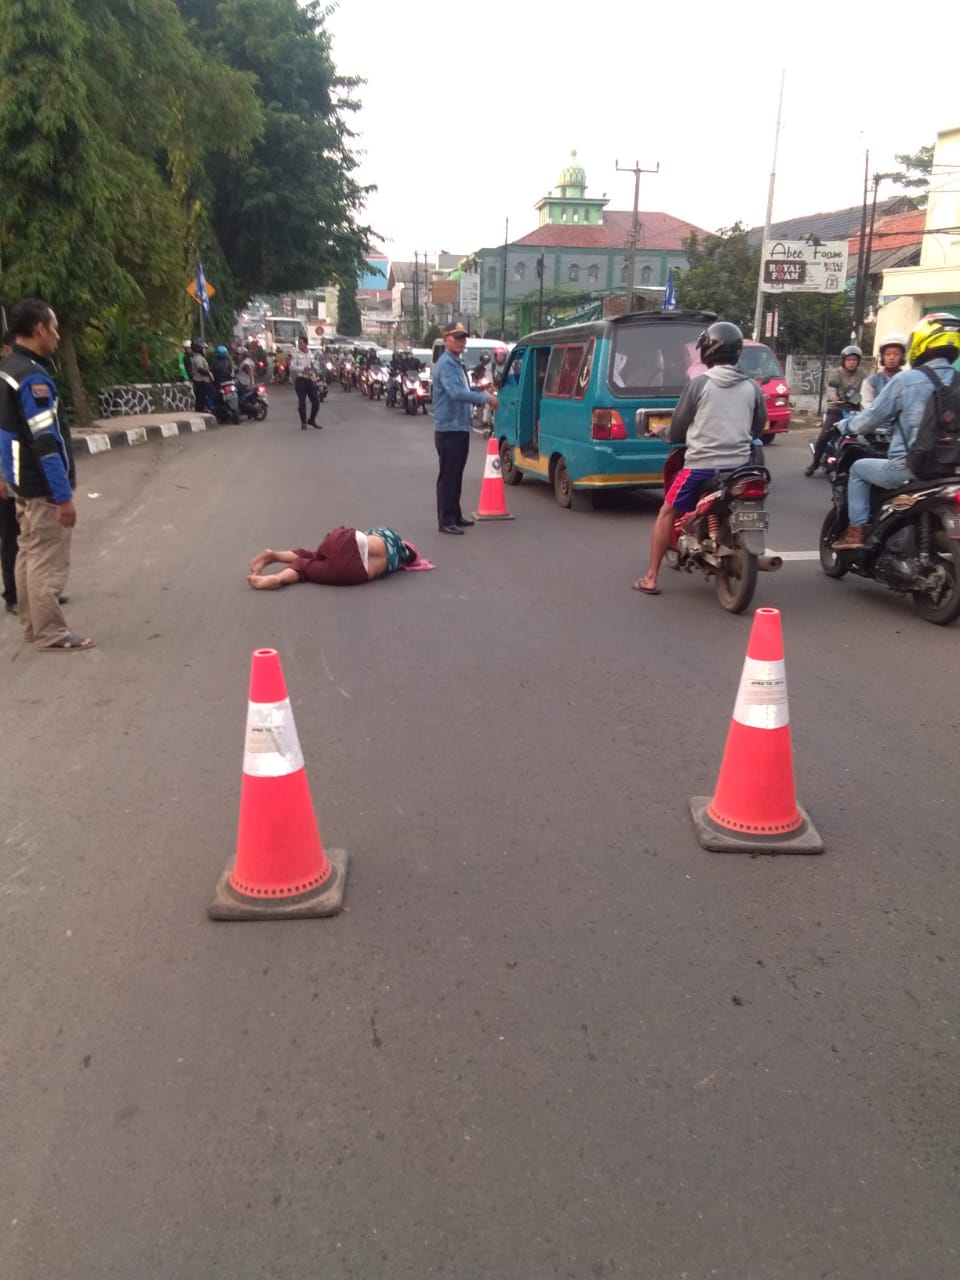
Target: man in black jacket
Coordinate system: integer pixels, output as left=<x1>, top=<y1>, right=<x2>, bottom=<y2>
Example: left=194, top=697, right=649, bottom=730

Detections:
left=0, top=298, right=94, bottom=650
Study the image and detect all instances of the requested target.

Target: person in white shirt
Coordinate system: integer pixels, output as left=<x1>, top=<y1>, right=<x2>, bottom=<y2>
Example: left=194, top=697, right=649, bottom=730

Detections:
left=289, top=337, right=321, bottom=430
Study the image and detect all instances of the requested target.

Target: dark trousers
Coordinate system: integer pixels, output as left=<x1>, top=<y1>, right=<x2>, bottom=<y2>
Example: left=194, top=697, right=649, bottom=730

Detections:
left=811, top=408, right=844, bottom=467
left=192, top=380, right=210, bottom=413
left=435, top=430, right=470, bottom=527
left=0, top=495, right=19, bottom=604
left=295, top=377, right=320, bottom=425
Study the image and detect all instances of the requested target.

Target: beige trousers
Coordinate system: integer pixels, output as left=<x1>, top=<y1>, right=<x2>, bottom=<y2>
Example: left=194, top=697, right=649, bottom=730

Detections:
left=14, top=496, right=71, bottom=648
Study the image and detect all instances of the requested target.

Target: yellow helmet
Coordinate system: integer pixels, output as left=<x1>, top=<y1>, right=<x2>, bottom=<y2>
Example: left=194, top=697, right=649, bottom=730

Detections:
left=908, top=313, right=960, bottom=366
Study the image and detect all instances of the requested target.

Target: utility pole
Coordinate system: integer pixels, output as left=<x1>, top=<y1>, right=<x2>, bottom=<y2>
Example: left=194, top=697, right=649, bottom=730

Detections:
left=500, top=217, right=509, bottom=337
left=616, top=158, right=659, bottom=314
left=413, top=250, right=420, bottom=342
left=536, top=252, right=545, bottom=329
left=852, top=151, right=870, bottom=341
left=861, top=172, right=894, bottom=337
left=752, top=69, right=785, bottom=342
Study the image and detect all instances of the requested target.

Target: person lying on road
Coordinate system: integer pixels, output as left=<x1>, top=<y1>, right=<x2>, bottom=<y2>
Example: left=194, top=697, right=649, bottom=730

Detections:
left=247, top=526, right=433, bottom=589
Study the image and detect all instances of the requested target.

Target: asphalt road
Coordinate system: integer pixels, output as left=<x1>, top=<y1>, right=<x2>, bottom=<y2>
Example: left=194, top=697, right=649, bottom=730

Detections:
left=2, top=387, right=958, bottom=1280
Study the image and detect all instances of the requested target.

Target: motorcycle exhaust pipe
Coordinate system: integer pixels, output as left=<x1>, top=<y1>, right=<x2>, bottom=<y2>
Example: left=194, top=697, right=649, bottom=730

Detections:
left=758, top=554, right=783, bottom=572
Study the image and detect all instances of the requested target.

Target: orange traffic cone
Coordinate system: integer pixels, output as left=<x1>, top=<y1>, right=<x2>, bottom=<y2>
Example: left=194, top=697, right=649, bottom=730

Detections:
left=690, top=608, right=823, bottom=854
left=208, top=648, right=348, bottom=919
left=473, top=436, right=515, bottom=520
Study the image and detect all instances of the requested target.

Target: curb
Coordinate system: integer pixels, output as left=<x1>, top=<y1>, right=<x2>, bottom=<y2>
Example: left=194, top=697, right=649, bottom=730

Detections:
left=73, top=414, right=220, bottom=455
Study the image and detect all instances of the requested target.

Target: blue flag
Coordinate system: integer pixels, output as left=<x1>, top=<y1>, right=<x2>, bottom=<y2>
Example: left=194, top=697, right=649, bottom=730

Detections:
left=663, top=267, right=676, bottom=312
left=196, top=261, right=210, bottom=316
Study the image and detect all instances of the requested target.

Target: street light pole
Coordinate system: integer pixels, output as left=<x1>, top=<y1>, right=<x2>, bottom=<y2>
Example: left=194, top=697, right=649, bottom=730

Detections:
left=616, top=158, right=659, bottom=314
left=752, top=69, right=785, bottom=341
left=852, top=150, right=870, bottom=341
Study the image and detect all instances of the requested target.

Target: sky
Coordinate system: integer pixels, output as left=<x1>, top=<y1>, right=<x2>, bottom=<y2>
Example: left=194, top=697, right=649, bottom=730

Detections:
left=326, top=1, right=957, bottom=263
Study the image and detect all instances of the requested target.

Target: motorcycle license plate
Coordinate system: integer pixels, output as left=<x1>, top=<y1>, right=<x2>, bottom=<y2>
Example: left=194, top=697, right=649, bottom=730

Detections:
left=943, top=512, right=960, bottom=539
left=731, top=506, right=768, bottom=530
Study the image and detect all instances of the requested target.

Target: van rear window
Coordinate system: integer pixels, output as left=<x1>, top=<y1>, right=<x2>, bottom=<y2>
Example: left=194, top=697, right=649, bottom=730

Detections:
left=544, top=345, right=585, bottom=398
left=610, top=323, right=703, bottom=395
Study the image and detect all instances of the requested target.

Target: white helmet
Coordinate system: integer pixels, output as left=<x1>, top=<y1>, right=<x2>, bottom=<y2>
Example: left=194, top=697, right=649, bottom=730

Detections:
left=877, top=333, right=908, bottom=355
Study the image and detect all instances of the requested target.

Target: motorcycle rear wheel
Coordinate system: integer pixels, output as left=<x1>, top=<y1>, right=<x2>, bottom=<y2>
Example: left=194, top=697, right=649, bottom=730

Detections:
left=714, top=533, right=758, bottom=613
left=912, top=530, right=960, bottom=625
left=819, top=510, right=849, bottom=578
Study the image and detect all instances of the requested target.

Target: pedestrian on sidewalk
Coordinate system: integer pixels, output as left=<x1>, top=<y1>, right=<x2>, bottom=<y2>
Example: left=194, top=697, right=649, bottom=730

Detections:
left=247, top=527, right=433, bottom=588
left=0, top=330, right=18, bottom=616
left=189, top=340, right=213, bottom=413
left=0, top=298, right=94, bottom=650
left=289, top=337, right=322, bottom=430
left=431, top=321, right=498, bottom=534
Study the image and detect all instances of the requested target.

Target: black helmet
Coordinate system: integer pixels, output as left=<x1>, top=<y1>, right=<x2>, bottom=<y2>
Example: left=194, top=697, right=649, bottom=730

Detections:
left=697, top=321, right=743, bottom=368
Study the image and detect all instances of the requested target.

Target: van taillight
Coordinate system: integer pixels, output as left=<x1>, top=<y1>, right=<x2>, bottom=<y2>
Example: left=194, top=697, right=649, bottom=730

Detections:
left=591, top=409, right=627, bottom=440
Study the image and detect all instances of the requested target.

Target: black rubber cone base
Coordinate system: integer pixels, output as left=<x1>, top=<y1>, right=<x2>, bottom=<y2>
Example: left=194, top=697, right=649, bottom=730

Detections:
left=473, top=511, right=515, bottom=521
left=208, top=847, right=349, bottom=920
left=689, top=799, right=824, bottom=855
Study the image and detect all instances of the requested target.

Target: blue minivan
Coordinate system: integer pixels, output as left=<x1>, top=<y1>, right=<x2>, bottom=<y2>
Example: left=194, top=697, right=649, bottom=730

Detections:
left=494, top=310, right=719, bottom=510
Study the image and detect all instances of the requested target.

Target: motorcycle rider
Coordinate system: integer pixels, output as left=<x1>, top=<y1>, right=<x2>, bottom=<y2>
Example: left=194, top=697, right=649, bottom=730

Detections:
left=177, top=339, right=192, bottom=381
left=805, top=344, right=867, bottom=476
left=211, top=344, right=233, bottom=383
left=633, top=320, right=767, bottom=595
left=833, top=314, right=960, bottom=549
left=860, top=333, right=907, bottom=407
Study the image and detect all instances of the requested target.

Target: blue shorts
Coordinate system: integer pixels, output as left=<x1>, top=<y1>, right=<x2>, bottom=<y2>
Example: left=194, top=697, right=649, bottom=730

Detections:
left=665, top=468, right=717, bottom=514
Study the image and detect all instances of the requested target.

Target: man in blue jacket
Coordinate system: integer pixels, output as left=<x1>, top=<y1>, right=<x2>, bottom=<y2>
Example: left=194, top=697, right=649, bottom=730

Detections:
left=431, top=321, right=498, bottom=534
left=0, top=298, right=94, bottom=650
left=833, top=314, right=960, bottom=549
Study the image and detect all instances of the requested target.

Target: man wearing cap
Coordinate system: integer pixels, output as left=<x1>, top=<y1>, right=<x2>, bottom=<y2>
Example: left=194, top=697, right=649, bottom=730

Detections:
left=431, top=321, right=499, bottom=534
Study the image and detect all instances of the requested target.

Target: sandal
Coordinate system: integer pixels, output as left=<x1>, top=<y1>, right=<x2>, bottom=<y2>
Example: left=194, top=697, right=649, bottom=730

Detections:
left=43, top=633, right=96, bottom=651
left=632, top=580, right=661, bottom=596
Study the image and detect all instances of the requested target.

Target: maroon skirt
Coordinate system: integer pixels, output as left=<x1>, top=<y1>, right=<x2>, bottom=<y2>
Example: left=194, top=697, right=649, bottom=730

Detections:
left=291, top=527, right=367, bottom=585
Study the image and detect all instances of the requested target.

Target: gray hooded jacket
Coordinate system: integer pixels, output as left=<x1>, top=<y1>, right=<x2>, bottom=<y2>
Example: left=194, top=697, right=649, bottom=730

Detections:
left=666, top=366, right=767, bottom=469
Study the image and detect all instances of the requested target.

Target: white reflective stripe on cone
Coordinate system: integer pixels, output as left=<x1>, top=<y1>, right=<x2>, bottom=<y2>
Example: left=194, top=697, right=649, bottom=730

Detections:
left=483, top=452, right=502, bottom=479
left=732, top=657, right=789, bottom=730
left=243, top=698, right=305, bottom=776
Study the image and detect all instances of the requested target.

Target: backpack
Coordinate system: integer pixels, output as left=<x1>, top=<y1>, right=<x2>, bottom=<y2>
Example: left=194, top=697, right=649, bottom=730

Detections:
left=905, top=366, right=960, bottom=479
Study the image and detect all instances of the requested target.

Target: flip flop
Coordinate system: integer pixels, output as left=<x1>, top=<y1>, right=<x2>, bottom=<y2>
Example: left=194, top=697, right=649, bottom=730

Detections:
left=42, top=633, right=96, bottom=651
left=632, top=581, right=661, bottom=596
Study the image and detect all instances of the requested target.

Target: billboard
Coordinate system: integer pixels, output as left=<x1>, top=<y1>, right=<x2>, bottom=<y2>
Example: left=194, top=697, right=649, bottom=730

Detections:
left=760, top=240, right=849, bottom=293
left=459, top=272, right=480, bottom=316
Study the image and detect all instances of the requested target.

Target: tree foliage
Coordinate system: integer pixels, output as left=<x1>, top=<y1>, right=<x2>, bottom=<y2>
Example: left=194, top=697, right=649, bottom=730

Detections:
left=890, top=144, right=933, bottom=207
left=0, top=0, right=370, bottom=416
left=674, top=223, right=758, bottom=330
left=337, top=276, right=361, bottom=336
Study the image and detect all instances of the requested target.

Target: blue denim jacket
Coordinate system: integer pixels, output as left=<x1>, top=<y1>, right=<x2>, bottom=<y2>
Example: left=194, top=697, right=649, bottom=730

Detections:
left=432, top=349, right=489, bottom=432
left=848, top=357, right=957, bottom=461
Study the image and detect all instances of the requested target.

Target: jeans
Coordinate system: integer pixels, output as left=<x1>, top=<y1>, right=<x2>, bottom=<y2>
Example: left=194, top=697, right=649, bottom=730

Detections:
left=847, top=456, right=911, bottom=526
left=295, top=376, right=320, bottom=424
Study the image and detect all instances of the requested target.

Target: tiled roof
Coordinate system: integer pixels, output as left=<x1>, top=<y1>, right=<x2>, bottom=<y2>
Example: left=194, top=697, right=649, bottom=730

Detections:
left=747, top=196, right=919, bottom=247
left=513, top=210, right=708, bottom=251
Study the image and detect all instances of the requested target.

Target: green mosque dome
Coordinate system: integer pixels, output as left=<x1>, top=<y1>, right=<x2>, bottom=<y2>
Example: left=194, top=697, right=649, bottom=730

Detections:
left=557, top=149, right=586, bottom=191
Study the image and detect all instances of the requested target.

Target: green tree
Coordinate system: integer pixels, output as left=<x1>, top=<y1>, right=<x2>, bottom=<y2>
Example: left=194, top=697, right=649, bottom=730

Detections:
left=0, top=0, right=259, bottom=420
left=422, top=323, right=443, bottom=347
left=337, top=275, right=361, bottom=336
left=890, top=144, right=934, bottom=207
left=177, top=0, right=373, bottom=303
left=674, top=223, right=759, bottom=330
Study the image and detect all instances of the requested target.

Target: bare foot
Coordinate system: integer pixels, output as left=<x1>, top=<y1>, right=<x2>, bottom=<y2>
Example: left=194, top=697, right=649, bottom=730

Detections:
left=247, top=573, right=286, bottom=590
left=247, top=549, right=274, bottom=575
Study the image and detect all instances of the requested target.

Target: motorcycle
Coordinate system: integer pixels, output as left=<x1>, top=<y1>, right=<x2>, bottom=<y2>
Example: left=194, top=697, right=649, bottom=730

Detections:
left=239, top=382, right=269, bottom=421
left=663, top=446, right=781, bottom=613
left=809, top=390, right=861, bottom=480
left=401, top=369, right=429, bottom=414
left=470, top=372, right=494, bottom=435
left=819, top=428, right=960, bottom=625
left=213, top=378, right=241, bottom=425
left=340, top=357, right=355, bottom=392
left=367, top=367, right=388, bottom=400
